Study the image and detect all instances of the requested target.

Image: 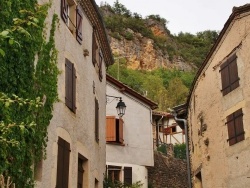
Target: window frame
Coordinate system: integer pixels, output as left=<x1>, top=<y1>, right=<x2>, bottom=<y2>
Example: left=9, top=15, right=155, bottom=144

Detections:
left=220, top=54, right=240, bottom=96
left=226, top=108, right=245, bottom=146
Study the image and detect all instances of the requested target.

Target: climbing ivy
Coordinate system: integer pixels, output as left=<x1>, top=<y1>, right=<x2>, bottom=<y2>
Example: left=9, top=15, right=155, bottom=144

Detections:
left=0, top=0, right=59, bottom=187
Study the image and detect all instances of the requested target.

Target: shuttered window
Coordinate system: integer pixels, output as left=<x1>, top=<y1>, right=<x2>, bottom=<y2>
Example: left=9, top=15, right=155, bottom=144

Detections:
left=92, top=31, right=98, bottom=66
left=77, top=158, right=84, bottom=188
left=76, top=6, right=83, bottom=44
left=106, top=116, right=124, bottom=144
left=56, top=137, right=70, bottom=188
left=65, top=59, right=76, bottom=113
left=220, top=54, right=240, bottom=96
left=98, top=50, right=103, bottom=81
left=226, top=109, right=244, bottom=146
left=61, top=0, right=68, bottom=24
left=95, top=98, right=99, bottom=142
left=124, top=167, right=132, bottom=186
left=108, top=165, right=121, bottom=183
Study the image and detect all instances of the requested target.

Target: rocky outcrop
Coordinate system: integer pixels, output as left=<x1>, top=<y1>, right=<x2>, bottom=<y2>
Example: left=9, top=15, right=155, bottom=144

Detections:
left=148, top=151, right=188, bottom=188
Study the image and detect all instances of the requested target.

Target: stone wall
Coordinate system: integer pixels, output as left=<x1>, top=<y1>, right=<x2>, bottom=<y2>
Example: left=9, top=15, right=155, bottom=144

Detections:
left=148, top=151, right=188, bottom=188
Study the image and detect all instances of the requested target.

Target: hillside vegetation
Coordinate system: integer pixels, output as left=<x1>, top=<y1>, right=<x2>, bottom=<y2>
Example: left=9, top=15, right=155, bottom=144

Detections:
left=100, top=1, right=219, bottom=110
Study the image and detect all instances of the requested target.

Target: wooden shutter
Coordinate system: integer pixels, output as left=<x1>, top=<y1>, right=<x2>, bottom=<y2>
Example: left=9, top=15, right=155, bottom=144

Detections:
left=76, top=6, right=83, bottom=44
left=119, top=118, right=124, bottom=143
left=92, top=31, right=98, bottom=66
left=227, top=113, right=236, bottom=146
left=61, top=0, right=68, bottom=23
left=106, top=116, right=116, bottom=142
left=220, top=63, right=230, bottom=96
left=99, top=50, right=103, bottom=81
left=77, top=158, right=84, bottom=188
left=95, top=98, right=99, bottom=142
left=124, top=167, right=132, bottom=185
left=229, top=55, right=239, bottom=91
left=65, top=59, right=76, bottom=113
left=56, top=137, right=70, bottom=188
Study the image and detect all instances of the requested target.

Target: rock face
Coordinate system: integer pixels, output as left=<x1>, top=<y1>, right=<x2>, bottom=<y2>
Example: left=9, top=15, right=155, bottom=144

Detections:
left=107, top=20, right=194, bottom=71
left=148, top=151, right=188, bottom=188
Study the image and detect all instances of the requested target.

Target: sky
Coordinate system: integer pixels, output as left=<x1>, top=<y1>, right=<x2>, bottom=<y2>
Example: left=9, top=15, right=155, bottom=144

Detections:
left=95, top=0, right=250, bottom=35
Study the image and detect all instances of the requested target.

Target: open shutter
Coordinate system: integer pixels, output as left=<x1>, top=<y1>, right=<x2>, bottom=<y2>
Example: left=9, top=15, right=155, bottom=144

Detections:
left=76, top=6, right=83, bottom=44
left=56, top=137, right=70, bottom=188
left=61, top=0, right=68, bottom=23
left=106, top=116, right=116, bottom=141
left=119, top=118, right=124, bottom=143
left=92, top=31, right=98, bottom=65
left=234, top=109, right=244, bottom=143
left=220, top=63, right=230, bottom=96
left=99, top=50, right=103, bottom=81
left=72, top=65, right=76, bottom=113
left=65, top=59, right=73, bottom=109
left=95, top=98, right=99, bottom=142
left=124, top=167, right=132, bottom=186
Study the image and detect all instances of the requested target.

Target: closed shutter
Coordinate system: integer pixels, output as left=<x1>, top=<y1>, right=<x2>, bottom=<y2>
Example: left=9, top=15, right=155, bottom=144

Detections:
left=119, top=118, right=124, bottom=143
left=220, top=64, right=230, bottom=96
left=99, top=50, right=103, bottom=81
left=61, top=0, right=68, bottom=23
left=92, top=31, right=98, bottom=65
left=56, top=137, right=70, bottom=188
left=227, top=114, right=236, bottom=146
left=106, top=116, right=116, bottom=141
left=229, top=55, right=239, bottom=91
left=234, top=109, right=244, bottom=143
left=76, top=6, right=83, bottom=44
left=65, top=59, right=76, bottom=113
left=95, top=98, right=99, bottom=142
left=124, top=167, right=132, bottom=186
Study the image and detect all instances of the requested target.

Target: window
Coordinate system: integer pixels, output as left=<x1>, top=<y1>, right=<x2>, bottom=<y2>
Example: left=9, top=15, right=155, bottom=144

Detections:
left=106, top=116, right=124, bottom=144
left=56, top=137, right=70, bottom=188
left=220, top=54, right=239, bottom=96
left=77, top=154, right=87, bottom=188
left=226, top=109, right=244, bottom=146
left=65, top=59, right=76, bottom=113
left=124, top=167, right=132, bottom=186
left=95, top=98, right=99, bottom=142
left=107, top=165, right=121, bottom=183
left=98, top=50, right=103, bottom=81
left=92, top=30, right=98, bottom=66
left=61, top=0, right=83, bottom=44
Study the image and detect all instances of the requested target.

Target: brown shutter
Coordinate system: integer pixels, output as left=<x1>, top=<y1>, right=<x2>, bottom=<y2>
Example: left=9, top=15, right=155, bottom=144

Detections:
left=92, top=31, right=98, bottom=66
left=119, top=118, right=124, bottom=143
left=95, top=98, right=99, bottom=142
left=234, top=109, right=244, bottom=143
left=61, top=0, right=68, bottom=23
left=220, top=65, right=230, bottom=96
left=106, top=116, right=116, bottom=141
left=56, top=137, right=70, bottom=188
left=229, top=56, right=239, bottom=91
left=72, top=65, right=76, bottom=113
left=76, top=6, right=83, bottom=44
left=99, top=50, right=103, bottom=81
left=227, top=114, right=236, bottom=146
left=65, top=59, right=73, bottom=109
left=124, top=167, right=132, bottom=185
left=77, top=158, right=84, bottom=188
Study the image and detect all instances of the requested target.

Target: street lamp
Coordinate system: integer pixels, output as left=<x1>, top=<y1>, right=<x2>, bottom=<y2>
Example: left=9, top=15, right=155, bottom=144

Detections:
left=106, top=95, right=126, bottom=117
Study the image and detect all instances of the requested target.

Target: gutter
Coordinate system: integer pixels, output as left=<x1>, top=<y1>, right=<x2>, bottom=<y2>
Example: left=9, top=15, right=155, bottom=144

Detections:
left=171, top=110, right=192, bottom=188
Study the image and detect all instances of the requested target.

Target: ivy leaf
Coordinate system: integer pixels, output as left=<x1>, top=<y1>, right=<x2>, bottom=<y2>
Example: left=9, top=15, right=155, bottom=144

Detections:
left=0, top=30, right=9, bottom=37
left=0, top=49, right=5, bottom=57
left=9, top=38, right=14, bottom=45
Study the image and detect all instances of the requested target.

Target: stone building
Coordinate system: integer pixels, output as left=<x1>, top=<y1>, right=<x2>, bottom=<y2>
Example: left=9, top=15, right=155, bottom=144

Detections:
left=36, top=0, right=113, bottom=187
left=187, top=4, right=250, bottom=188
left=106, top=75, right=157, bottom=187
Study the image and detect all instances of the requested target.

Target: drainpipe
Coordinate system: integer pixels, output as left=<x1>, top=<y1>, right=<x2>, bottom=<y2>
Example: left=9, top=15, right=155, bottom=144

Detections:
left=156, top=116, right=164, bottom=147
left=172, top=112, right=192, bottom=188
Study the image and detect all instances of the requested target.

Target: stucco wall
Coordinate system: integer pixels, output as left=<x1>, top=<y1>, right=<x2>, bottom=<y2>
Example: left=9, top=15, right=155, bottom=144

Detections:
left=36, top=0, right=107, bottom=187
left=188, top=11, right=250, bottom=188
left=106, top=83, right=154, bottom=167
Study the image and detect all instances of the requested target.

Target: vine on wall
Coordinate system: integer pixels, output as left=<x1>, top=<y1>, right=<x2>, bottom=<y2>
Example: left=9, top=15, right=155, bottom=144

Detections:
left=0, top=0, right=59, bottom=187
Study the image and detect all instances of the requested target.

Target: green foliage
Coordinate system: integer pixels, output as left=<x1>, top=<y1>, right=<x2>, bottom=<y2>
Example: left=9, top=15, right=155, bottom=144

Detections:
left=147, top=14, right=168, bottom=25
left=0, top=1, right=59, bottom=187
left=157, top=144, right=167, bottom=154
left=174, top=143, right=186, bottom=159
left=103, top=177, right=143, bottom=188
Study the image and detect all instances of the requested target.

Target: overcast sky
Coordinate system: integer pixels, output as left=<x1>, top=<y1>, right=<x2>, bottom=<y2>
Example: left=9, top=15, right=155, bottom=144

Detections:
left=95, top=0, right=249, bottom=35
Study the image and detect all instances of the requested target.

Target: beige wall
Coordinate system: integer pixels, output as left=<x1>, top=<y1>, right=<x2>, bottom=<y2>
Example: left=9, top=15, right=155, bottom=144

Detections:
left=36, top=0, right=107, bottom=187
left=188, top=11, right=250, bottom=188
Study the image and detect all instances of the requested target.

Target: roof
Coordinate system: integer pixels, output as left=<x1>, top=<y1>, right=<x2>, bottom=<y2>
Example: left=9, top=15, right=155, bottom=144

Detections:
left=106, top=74, right=158, bottom=110
left=152, top=110, right=173, bottom=118
left=79, top=0, right=114, bottom=66
left=187, top=4, right=250, bottom=109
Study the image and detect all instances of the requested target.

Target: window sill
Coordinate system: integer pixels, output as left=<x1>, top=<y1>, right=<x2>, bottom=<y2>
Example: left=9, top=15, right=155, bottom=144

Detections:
left=106, top=142, right=125, bottom=146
